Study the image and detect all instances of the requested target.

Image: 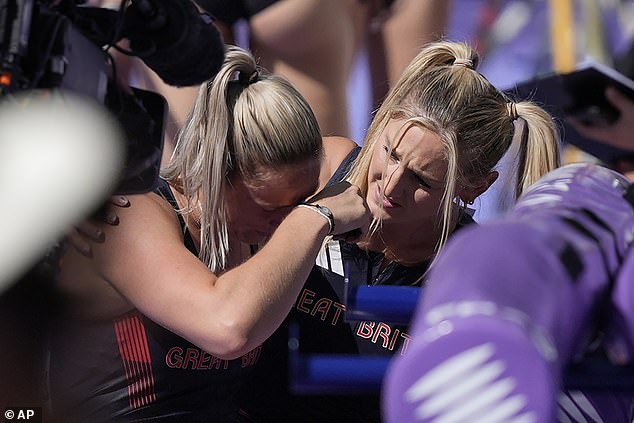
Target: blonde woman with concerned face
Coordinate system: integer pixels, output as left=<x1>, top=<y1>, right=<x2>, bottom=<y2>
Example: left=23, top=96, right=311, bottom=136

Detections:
left=239, top=40, right=561, bottom=423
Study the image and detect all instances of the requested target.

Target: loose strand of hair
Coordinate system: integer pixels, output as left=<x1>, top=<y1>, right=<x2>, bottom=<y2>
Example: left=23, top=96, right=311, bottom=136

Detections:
left=437, top=133, right=459, bottom=252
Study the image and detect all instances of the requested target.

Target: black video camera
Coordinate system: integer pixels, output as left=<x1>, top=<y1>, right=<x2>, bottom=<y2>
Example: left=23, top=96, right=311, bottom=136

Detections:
left=0, top=0, right=224, bottom=194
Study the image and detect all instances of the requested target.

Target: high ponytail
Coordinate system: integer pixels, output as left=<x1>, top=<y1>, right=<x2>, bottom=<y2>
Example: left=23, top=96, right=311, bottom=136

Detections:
left=513, top=101, right=561, bottom=198
left=348, top=40, right=560, bottom=253
left=162, top=46, right=321, bottom=271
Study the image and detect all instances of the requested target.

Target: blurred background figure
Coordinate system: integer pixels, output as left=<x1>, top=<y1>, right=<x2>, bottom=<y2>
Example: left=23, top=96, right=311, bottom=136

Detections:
left=198, top=0, right=451, bottom=139
left=443, top=0, right=634, bottom=221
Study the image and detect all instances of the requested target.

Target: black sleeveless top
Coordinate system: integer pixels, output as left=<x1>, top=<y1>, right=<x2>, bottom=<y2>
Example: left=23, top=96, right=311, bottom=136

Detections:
left=238, top=147, right=474, bottom=422
left=48, top=180, right=261, bottom=422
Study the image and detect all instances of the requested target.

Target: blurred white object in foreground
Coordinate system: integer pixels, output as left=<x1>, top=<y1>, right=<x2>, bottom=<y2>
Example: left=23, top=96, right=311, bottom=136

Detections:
left=0, top=90, right=124, bottom=292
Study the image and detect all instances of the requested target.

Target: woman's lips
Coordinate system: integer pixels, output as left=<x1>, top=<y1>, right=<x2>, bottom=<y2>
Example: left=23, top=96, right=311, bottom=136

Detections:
left=375, top=184, right=401, bottom=208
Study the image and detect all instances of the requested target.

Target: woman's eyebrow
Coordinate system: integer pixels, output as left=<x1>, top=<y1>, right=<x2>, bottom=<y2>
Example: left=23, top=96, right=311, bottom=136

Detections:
left=413, top=169, right=443, bottom=185
left=398, top=149, right=444, bottom=185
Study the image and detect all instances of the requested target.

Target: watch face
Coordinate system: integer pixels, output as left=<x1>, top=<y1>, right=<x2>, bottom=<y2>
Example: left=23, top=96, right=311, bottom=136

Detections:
left=318, top=205, right=333, bottom=219
left=313, top=204, right=334, bottom=235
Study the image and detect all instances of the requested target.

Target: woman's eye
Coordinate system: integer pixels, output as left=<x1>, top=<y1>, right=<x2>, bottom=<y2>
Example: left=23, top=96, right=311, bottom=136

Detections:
left=383, top=145, right=397, bottom=161
left=415, top=175, right=431, bottom=188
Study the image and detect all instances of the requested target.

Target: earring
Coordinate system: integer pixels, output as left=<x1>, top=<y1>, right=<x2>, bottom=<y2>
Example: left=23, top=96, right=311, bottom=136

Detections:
left=467, top=199, right=475, bottom=205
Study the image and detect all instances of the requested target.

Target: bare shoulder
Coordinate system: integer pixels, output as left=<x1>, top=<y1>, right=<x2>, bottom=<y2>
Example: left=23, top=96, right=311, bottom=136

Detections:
left=124, top=190, right=177, bottom=217
left=96, top=191, right=186, bottom=271
left=320, top=136, right=359, bottom=188
left=323, top=136, right=358, bottom=162
left=109, top=191, right=183, bottom=239
left=57, top=191, right=184, bottom=319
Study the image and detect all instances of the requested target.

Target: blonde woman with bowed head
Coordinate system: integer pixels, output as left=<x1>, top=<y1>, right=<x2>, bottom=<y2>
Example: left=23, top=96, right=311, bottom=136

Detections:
left=47, top=46, right=370, bottom=423
left=239, top=40, right=561, bottom=423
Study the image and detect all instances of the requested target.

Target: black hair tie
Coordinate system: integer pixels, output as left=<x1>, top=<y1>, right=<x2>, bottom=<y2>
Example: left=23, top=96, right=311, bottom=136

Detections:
left=239, top=70, right=259, bottom=85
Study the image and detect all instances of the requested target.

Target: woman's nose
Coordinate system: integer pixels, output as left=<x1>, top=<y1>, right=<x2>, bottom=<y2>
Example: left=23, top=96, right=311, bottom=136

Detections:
left=383, top=164, right=406, bottom=198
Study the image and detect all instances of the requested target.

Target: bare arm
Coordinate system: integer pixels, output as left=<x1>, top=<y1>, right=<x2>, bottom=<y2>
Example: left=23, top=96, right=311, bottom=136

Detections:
left=380, top=0, right=451, bottom=85
left=74, top=184, right=367, bottom=359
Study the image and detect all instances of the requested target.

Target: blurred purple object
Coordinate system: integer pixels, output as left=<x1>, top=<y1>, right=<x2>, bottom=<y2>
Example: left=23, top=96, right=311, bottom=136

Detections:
left=383, top=163, right=634, bottom=423
left=606, top=247, right=634, bottom=364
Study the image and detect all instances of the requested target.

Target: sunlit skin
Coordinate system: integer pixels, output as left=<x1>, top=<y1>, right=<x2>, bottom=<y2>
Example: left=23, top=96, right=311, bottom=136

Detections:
left=363, top=118, right=465, bottom=264
left=226, top=159, right=321, bottom=245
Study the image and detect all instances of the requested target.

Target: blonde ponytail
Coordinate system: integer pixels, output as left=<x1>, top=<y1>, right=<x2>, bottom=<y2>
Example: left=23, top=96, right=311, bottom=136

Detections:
left=513, top=101, right=561, bottom=198
left=162, top=46, right=321, bottom=271
left=348, top=40, right=560, bottom=254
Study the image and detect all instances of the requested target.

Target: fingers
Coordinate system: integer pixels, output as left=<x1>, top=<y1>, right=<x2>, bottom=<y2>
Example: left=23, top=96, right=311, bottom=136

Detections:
left=100, top=207, right=121, bottom=226
left=605, top=87, right=634, bottom=113
left=62, top=196, right=129, bottom=258
left=66, top=217, right=111, bottom=258
left=76, top=221, right=106, bottom=243
left=96, top=196, right=129, bottom=225
left=66, top=230, right=94, bottom=258
left=110, top=195, right=130, bottom=208
left=306, top=181, right=371, bottom=237
left=568, top=117, right=608, bottom=140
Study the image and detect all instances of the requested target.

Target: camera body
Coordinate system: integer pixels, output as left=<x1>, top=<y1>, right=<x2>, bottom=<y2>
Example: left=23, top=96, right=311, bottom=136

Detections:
left=510, top=60, right=634, bottom=165
left=0, top=0, right=168, bottom=195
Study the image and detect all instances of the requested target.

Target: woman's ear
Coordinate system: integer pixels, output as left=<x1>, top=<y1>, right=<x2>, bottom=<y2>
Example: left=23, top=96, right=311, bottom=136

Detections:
left=459, top=171, right=499, bottom=204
